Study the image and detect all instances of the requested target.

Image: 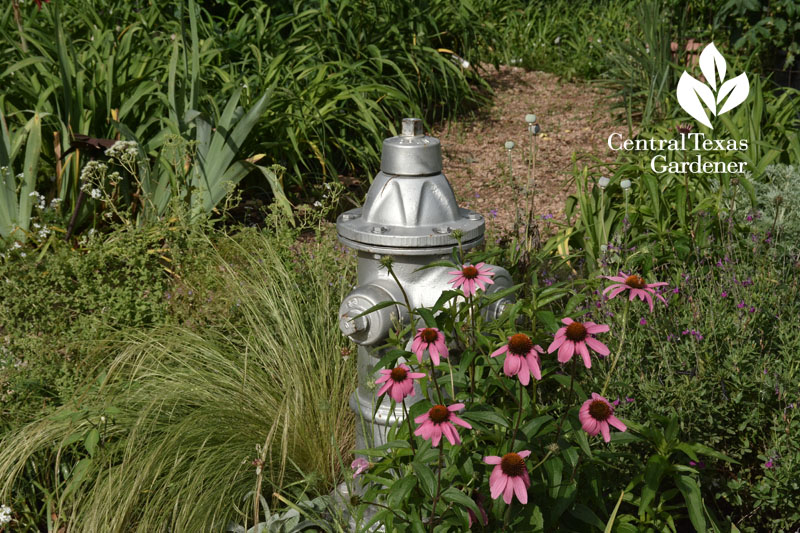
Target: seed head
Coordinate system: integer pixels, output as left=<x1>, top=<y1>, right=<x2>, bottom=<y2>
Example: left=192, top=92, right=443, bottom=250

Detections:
left=500, top=453, right=526, bottom=477
left=428, top=405, right=450, bottom=423
left=565, top=321, right=588, bottom=342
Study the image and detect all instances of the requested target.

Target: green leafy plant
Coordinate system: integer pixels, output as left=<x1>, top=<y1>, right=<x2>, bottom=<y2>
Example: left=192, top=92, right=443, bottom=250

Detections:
left=0, top=108, right=42, bottom=242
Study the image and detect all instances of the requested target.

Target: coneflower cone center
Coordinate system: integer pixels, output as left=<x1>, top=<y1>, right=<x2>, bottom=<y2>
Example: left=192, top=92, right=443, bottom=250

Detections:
left=500, top=453, right=526, bottom=477
left=565, top=322, right=588, bottom=342
left=508, top=333, right=533, bottom=355
left=625, top=275, right=646, bottom=289
left=588, top=400, right=612, bottom=421
left=462, top=265, right=479, bottom=279
left=390, top=367, right=408, bottom=382
left=429, top=405, right=450, bottom=423
left=421, top=328, right=438, bottom=343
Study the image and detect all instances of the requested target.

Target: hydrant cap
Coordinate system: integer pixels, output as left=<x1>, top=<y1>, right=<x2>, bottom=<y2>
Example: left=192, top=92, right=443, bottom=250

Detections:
left=380, top=118, right=442, bottom=176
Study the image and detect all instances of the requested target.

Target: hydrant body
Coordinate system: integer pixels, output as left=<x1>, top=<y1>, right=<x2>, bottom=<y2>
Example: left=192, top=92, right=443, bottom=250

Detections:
left=337, top=118, right=512, bottom=452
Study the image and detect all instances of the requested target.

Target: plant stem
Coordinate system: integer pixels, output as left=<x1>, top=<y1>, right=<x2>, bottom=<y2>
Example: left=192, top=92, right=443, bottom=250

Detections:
left=12, top=0, right=27, bottom=53
left=402, top=401, right=416, bottom=453
left=553, top=358, right=577, bottom=442
left=387, top=262, right=412, bottom=317
left=429, top=443, right=444, bottom=533
left=601, top=299, right=631, bottom=397
left=468, top=294, right=477, bottom=400
left=510, top=380, right=525, bottom=450
left=600, top=189, right=606, bottom=247
left=429, top=358, right=444, bottom=405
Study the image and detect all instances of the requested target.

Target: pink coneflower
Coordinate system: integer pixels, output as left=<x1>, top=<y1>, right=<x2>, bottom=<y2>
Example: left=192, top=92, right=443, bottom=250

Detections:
left=491, top=333, right=543, bottom=385
left=448, top=262, right=494, bottom=297
left=375, top=364, right=426, bottom=403
left=602, top=273, right=668, bottom=312
left=414, top=403, right=472, bottom=446
left=351, top=457, right=370, bottom=478
left=579, top=393, right=627, bottom=443
left=412, top=327, right=448, bottom=366
left=547, top=318, right=609, bottom=368
left=483, top=450, right=531, bottom=504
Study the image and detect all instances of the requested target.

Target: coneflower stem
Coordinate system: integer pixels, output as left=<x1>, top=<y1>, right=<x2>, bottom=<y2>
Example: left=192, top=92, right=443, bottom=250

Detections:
left=402, top=401, right=416, bottom=453
left=429, top=359, right=444, bottom=405
left=601, top=299, right=631, bottom=397
left=468, top=294, right=477, bottom=400
left=386, top=263, right=412, bottom=318
left=553, top=358, right=577, bottom=443
left=510, top=380, right=525, bottom=451
left=429, top=443, right=444, bottom=533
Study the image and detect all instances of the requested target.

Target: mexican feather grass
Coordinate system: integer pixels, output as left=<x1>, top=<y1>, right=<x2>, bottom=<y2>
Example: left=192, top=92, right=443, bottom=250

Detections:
left=0, top=231, right=356, bottom=531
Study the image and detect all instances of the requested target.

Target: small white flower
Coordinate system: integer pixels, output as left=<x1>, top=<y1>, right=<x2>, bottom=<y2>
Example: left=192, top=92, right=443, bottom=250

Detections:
left=0, top=504, right=11, bottom=525
left=19, top=252, right=26, bottom=258
left=598, top=176, right=610, bottom=189
left=504, top=141, right=515, bottom=150
left=525, top=114, right=537, bottom=123
left=12, top=242, right=21, bottom=250
left=313, top=201, right=322, bottom=207
left=91, top=189, right=102, bottom=200
left=620, top=179, right=632, bottom=190
left=33, top=223, right=41, bottom=229
left=554, top=36, right=561, bottom=45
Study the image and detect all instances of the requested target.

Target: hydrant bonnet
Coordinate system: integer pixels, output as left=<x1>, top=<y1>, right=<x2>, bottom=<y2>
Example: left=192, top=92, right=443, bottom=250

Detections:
left=337, top=118, right=484, bottom=255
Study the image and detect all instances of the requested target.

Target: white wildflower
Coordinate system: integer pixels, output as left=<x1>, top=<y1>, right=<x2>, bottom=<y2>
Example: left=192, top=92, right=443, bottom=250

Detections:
left=90, top=189, right=102, bottom=200
left=0, top=504, right=11, bottom=525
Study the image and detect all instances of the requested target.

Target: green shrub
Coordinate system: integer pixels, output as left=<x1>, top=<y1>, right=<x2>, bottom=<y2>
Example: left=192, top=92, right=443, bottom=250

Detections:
left=595, top=241, right=800, bottom=531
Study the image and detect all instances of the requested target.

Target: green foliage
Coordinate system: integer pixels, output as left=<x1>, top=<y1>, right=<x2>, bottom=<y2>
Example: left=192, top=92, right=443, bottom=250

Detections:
left=0, top=223, right=358, bottom=531
left=0, top=108, right=42, bottom=241
left=601, top=241, right=800, bottom=531
left=0, top=222, right=179, bottom=428
left=555, top=72, right=800, bottom=273
left=738, top=164, right=800, bottom=252
left=1, top=0, right=492, bottom=232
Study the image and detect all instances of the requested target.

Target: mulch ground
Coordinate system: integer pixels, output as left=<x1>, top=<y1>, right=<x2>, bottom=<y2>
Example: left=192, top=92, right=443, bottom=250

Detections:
left=431, top=65, right=625, bottom=239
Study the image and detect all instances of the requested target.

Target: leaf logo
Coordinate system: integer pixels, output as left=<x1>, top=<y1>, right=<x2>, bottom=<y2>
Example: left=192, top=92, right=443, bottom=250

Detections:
left=676, top=43, right=749, bottom=129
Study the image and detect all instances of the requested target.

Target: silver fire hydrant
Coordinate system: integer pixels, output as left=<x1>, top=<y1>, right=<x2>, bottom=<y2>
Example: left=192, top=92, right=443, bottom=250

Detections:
left=337, top=118, right=513, bottom=452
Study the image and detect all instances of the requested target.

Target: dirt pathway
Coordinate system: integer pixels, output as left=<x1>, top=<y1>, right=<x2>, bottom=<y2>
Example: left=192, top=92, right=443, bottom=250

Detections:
left=432, top=65, right=624, bottom=239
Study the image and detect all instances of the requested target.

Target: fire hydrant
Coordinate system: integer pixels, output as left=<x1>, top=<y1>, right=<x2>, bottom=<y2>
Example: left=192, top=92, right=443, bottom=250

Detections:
left=337, top=118, right=513, bottom=452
